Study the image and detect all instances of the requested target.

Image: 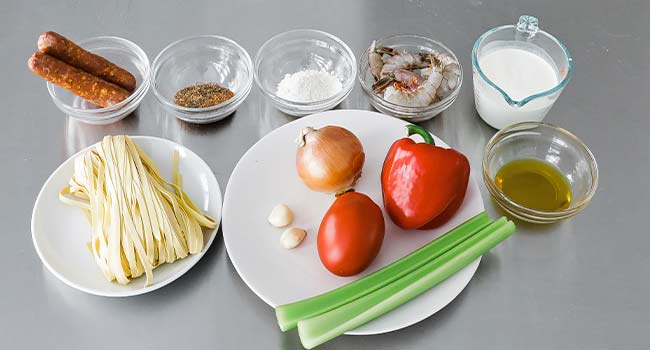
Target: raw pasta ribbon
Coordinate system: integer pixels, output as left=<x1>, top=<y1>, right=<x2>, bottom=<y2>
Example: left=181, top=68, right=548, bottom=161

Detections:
left=59, top=135, right=217, bottom=286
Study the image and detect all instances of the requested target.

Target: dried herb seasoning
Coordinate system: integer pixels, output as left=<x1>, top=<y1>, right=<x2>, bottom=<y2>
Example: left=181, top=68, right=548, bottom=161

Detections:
left=174, top=83, right=234, bottom=108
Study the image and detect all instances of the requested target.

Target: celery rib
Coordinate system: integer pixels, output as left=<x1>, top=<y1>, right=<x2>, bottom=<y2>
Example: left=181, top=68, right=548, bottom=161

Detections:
left=297, top=218, right=515, bottom=349
left=276, top=212, right=491, bottom=331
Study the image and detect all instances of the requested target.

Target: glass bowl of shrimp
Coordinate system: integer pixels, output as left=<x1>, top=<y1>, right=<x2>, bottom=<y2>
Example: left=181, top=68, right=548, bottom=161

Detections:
left=358, top=34, right=462, bottom=122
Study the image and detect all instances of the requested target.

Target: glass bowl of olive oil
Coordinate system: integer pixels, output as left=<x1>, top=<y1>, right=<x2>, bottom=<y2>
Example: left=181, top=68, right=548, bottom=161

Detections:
left=482, top=122, right=598, bottom=223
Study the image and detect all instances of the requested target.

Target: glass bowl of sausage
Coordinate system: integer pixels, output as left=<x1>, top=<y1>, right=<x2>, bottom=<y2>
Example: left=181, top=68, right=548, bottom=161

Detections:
left=358, top=34, right=462, bottom=122
left=46, top=36, right=151, bottom=125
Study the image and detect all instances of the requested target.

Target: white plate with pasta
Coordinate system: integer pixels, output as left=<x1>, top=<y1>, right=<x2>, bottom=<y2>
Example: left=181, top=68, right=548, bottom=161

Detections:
left=31, top=136, right=222, bottom=297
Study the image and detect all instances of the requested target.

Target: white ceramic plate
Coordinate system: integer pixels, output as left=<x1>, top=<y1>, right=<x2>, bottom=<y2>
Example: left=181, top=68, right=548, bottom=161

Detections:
left=222, top=110, right=484, bottom=335
left=31, top=136, right=222, bottom=297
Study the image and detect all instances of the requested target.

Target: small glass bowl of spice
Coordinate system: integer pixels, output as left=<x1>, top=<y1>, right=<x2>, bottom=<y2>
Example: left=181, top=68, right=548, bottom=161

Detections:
left=254, top=29, right=356, bottom=117
left=483, top=122, right=598, bottom=223
left=152, top=35, right=253, bottom=123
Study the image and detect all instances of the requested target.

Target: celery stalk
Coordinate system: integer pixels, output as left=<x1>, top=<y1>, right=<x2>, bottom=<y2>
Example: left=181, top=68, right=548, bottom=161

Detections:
left=297, top=218, right=515, bottom=349
left=276, top=212, right=491, bottom=331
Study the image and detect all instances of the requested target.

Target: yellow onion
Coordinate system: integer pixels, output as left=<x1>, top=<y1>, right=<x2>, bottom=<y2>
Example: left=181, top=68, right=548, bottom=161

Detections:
left=296, top=126, right=365, bottom=194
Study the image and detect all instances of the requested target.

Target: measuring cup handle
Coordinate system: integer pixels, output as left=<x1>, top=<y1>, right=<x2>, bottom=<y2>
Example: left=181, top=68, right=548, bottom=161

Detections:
left=516, top=15, right=539, bottom=40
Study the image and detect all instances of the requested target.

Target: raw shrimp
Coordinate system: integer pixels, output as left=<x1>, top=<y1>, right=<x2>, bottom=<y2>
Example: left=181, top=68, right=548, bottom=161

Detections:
left=369, top=41, right=384, bottom=81
left=372, top=68, right=420, bottom=94
left=436, top=52, right=457, bottom=66
left=372, top=76, right=392, bottom=93
left=394, top=68, right=421, bottom=83
left=436, top=62, right=461, bottom=99
left=365, top=40, right=460, bottom=106
left=380, top=52, right=428, bottom=77
left=420, top=52, right=461, bottom=99
left=383, top=64, right=443, bottom=107
left=376, top=46, right=398, bottom=57
left=369, top=41, right=399, bottom=81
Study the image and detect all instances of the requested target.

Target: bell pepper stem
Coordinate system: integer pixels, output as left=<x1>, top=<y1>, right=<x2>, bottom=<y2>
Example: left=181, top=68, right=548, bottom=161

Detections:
left=406, top=124, right=435, bottom=145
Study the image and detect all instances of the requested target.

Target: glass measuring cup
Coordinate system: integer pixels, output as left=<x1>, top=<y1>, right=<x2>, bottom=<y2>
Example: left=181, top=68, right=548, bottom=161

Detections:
left=472, top=15, right=573, bottom=129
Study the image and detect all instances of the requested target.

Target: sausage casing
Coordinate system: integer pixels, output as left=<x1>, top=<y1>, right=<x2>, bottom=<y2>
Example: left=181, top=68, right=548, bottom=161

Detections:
left=38, top=31, right=137, bottom=92
left=28, top=52, right=131, bottom=108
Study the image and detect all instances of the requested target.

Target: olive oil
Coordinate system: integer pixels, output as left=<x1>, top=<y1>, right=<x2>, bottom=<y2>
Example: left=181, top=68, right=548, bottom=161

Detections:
left=494, top=158, right=571, bottom=211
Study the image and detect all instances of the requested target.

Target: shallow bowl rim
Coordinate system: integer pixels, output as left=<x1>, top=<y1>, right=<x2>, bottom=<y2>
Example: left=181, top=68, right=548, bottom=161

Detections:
left=482, top=121, right=599, bottom=220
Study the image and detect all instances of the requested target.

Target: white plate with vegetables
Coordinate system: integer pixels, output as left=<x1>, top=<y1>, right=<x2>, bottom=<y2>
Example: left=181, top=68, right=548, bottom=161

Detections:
left=31, top=136, right=222, bottom=297
left=222, top=110, right=486, bottom=335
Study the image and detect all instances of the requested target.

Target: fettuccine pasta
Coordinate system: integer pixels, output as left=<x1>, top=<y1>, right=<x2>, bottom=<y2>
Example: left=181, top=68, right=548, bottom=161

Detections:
left=59, top=135, right=217, bottom=286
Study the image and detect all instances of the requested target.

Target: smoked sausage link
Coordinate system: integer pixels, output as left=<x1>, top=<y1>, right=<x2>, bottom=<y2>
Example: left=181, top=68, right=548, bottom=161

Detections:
left=38, top=31, right=137, bottom=92
left=28, top=52, right=131, bottom=108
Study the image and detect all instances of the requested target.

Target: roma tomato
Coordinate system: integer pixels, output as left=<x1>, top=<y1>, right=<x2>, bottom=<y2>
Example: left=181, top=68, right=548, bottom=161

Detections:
left=317, top=191, right=385, bottom=277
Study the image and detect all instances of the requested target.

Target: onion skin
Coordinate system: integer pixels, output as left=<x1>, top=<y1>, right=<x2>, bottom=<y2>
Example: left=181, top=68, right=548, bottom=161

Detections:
left=296, top=126, right=365, bottom=194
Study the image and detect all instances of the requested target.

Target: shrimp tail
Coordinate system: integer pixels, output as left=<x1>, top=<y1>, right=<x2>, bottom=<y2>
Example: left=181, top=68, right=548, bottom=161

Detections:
left=369, top=40, right=384, bottom=81
left=372, top=74, right=394, bottom=93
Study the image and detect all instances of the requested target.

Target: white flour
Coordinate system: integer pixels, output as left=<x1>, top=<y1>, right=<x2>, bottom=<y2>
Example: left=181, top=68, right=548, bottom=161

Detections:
left=276, top=69, right=342, bottom=103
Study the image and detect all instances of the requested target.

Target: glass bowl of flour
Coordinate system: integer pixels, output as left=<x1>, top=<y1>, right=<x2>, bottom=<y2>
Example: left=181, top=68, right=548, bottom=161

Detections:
left=254, top=29, right=356, bottom=117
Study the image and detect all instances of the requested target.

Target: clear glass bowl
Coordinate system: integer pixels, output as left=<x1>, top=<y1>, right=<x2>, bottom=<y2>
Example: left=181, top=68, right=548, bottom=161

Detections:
left=152, top=35, right=253, bottom=124
left=46, top=36, right=150, bottom=125
left=254, top=29, right=356, bottom=117
left=482, top=122, right=598, bottom=223
left=358, top=34, right=462, bottom=122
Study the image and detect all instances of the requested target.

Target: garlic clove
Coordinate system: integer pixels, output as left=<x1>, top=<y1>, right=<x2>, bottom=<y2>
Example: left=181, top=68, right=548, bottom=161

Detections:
left=268, top=204, right=294, bottom=227
left=280, top=227, right=306, bottom=249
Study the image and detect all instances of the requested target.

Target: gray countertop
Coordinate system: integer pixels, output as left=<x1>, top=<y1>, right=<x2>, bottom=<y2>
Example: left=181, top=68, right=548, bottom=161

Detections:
left=1, top=0, right=649, bottom=349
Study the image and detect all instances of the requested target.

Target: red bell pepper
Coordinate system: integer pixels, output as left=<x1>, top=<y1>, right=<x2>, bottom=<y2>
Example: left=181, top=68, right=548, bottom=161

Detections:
left=381, top=124, right=470, bottom=230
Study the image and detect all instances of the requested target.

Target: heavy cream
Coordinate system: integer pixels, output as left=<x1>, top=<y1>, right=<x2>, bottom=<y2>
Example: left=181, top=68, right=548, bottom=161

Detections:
left=473, top=45, right=561, bottom=129
left=479, top=48, right=558, bottom=100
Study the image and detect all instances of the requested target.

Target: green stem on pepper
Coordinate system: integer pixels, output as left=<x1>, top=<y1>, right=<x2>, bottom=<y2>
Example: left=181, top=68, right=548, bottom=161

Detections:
left=406, top=124, right=435, bottom=145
